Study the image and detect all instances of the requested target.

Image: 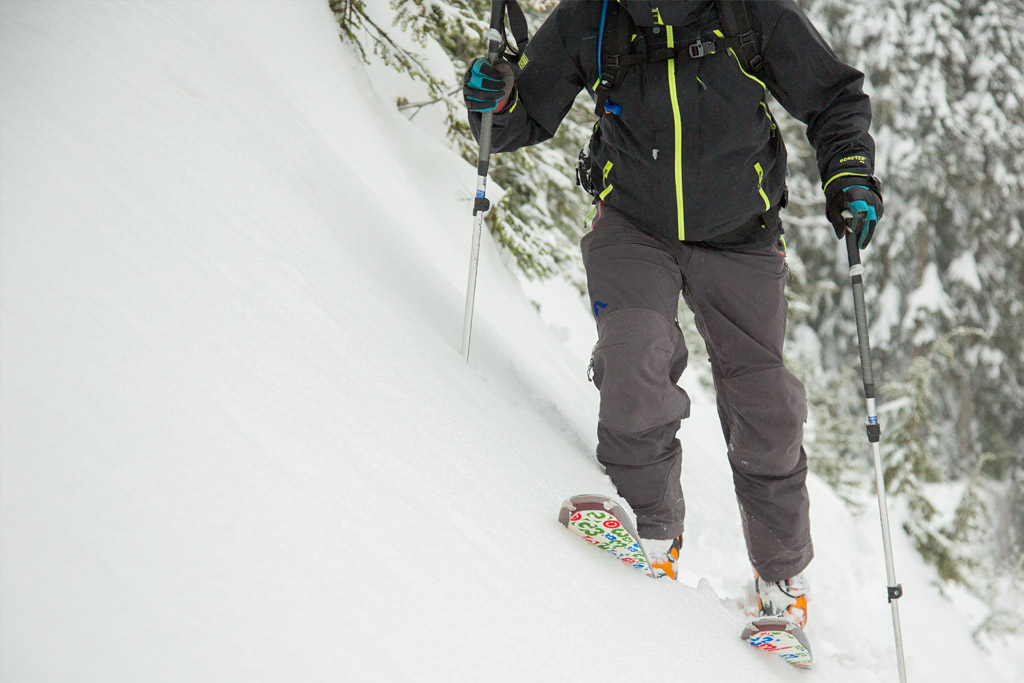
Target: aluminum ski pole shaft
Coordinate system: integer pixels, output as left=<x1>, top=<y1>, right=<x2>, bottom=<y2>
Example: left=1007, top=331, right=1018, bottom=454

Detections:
left=845, top=228, right=908, bottom=683
left=460, top=2, right=506, bottom=362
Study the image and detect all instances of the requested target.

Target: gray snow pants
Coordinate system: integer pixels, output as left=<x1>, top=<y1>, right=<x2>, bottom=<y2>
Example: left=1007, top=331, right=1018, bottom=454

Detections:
left=581, top=204, right=813, bottom=582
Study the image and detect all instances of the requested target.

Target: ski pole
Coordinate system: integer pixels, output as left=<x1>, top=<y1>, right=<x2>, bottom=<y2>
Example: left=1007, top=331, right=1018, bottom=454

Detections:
left=843, top=219, right=908, bottom=683
left=460, top=0, right=506, bottom=361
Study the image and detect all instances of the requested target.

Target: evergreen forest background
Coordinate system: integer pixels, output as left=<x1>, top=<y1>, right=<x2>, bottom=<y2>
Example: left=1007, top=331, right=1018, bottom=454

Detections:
left=332, top=0, right=1023, bottom=649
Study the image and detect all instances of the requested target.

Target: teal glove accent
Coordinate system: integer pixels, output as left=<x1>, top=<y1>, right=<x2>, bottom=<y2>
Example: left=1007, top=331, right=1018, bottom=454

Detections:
left=463, top=58, right=515, bottom=113
left=826, top=178, right=884, bottom=249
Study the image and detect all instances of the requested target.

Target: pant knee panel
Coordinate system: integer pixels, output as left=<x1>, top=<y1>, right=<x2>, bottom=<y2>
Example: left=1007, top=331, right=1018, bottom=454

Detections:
left=719, top=366, right=807, bottom=475
left=591, top=308, right=689, bottom=435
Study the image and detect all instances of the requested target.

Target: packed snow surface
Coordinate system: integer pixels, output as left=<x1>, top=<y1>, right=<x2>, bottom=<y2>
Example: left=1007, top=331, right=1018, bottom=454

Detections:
left=1, top=2, right=1019, bottom=681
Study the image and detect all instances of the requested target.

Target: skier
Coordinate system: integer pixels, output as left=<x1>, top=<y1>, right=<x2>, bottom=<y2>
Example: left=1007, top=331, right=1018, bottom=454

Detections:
left=463, top=0, right=882, bottom=630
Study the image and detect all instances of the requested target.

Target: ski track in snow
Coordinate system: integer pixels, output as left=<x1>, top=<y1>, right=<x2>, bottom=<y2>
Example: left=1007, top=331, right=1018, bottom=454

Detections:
left=0, top=2, right=1019, bottom=681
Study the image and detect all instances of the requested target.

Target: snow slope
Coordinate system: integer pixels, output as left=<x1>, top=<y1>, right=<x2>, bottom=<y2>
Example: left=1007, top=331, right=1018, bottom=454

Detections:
left=0, top=2, right=1018, bottom=681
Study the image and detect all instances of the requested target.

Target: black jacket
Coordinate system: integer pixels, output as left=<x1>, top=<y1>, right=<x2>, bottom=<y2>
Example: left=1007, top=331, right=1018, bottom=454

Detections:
left=470, top=0, right=876, bottom=247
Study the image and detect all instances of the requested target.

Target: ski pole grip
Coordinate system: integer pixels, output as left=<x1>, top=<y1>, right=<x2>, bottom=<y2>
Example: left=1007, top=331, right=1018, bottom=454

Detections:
left=485, top=28, right=503, bottom=63
left=845, top=228, right=861, bottom=268
left=489, top=0, right=506, bottom=33
left=487, top=0, right=506, bottom=63
left=846, top=231, right=875, bottom=399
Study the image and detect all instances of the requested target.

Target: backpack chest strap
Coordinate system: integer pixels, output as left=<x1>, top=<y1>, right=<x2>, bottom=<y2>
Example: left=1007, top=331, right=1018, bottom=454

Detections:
left=593, top=0, right=764, bottom=115
left=645, top=30, right=760, bottom=65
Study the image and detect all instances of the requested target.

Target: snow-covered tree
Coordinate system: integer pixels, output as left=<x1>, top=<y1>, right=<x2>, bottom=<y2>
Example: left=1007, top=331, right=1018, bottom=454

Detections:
left=333, top=0, right=589, bottom=286
left=785, top=0, right=1024, bottom=644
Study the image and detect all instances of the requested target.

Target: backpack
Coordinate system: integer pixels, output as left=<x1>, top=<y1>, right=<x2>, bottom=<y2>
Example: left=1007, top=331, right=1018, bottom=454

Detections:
left=593, top=0, right=765, bottom=117
left=577, top=0, right=768, bottom=197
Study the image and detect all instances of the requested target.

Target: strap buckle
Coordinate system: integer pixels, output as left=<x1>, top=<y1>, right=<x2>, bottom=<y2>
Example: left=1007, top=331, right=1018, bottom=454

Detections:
left=597, top=55, right=621, bottom=89
left=688, top=39, right=717, bottom=59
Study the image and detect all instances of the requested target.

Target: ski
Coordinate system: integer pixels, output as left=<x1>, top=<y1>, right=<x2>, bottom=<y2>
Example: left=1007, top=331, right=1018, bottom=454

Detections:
left=741, top=617, right=813, bottom=669
left=558, top=494, right=653, bottom=577
left=561, top=494, right=813, bottom=669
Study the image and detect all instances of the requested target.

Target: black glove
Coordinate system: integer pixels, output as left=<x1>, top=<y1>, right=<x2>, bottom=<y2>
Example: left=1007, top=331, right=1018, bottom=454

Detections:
left=463, top=58, right=515, bottom=114
left=825, top=176, right=884, bottom=249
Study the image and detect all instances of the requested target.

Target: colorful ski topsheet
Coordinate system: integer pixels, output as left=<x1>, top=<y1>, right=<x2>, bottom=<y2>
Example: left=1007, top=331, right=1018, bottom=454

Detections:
left=741, top=617, right=813, bottom=669
left=559, top=494, right=653, bottom=578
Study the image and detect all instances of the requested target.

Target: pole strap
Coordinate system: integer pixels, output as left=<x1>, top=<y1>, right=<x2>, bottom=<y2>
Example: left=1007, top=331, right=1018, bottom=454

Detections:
left=502, top=0, right=529, bottom=56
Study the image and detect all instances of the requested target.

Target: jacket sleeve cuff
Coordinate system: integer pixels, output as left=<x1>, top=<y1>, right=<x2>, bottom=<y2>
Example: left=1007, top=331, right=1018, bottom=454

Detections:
left=822, top=151, right=875, bottom=192
left=823, top=171, right=881, bottom=199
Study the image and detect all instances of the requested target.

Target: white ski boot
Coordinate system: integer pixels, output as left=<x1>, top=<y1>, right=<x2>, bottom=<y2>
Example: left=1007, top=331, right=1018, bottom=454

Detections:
left=756, top=572, right=810, bottom=629
left=641, top=535, right=682, bottom=580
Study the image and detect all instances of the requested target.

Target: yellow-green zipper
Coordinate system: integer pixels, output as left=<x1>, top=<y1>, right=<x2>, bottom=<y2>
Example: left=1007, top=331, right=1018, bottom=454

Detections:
left=664, top=22, right=685, bottom=240
left=754, top=162, right=771, bottom=211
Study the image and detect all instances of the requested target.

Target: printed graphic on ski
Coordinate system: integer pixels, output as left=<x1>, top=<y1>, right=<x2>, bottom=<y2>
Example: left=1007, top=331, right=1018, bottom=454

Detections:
left=741, top=617, right=813, bottom=669
left=558, top=494, right=653, bottom=577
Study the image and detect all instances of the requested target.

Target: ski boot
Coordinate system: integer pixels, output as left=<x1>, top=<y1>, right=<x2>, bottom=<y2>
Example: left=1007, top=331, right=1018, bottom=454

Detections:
left=755, top=572, right=809, bottom=629
left=642, top=535, right=682, bottom=580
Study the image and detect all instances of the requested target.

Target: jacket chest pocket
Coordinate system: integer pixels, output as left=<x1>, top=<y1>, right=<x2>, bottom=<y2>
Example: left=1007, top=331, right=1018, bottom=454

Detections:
left=695, top=43, right=774, bottom=139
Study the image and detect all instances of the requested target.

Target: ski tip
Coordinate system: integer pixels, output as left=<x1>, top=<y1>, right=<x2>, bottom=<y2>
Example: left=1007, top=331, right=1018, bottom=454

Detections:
left=559, top=493, right=653, bottom=576
left=558, top=499, right=576, bottom=525
left=559, top=494, right=620, bottom=525
left=741, top=617, right=800, bottom=637
left=563, top=493, right=619, bottom=506
left=741, top=617, right=813, bottom=669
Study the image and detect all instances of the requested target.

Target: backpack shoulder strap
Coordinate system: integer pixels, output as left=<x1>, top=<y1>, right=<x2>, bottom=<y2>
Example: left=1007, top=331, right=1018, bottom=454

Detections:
left=593, top=0, right=641, bottom=116
left=715, top=0, right=764, bottom=76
